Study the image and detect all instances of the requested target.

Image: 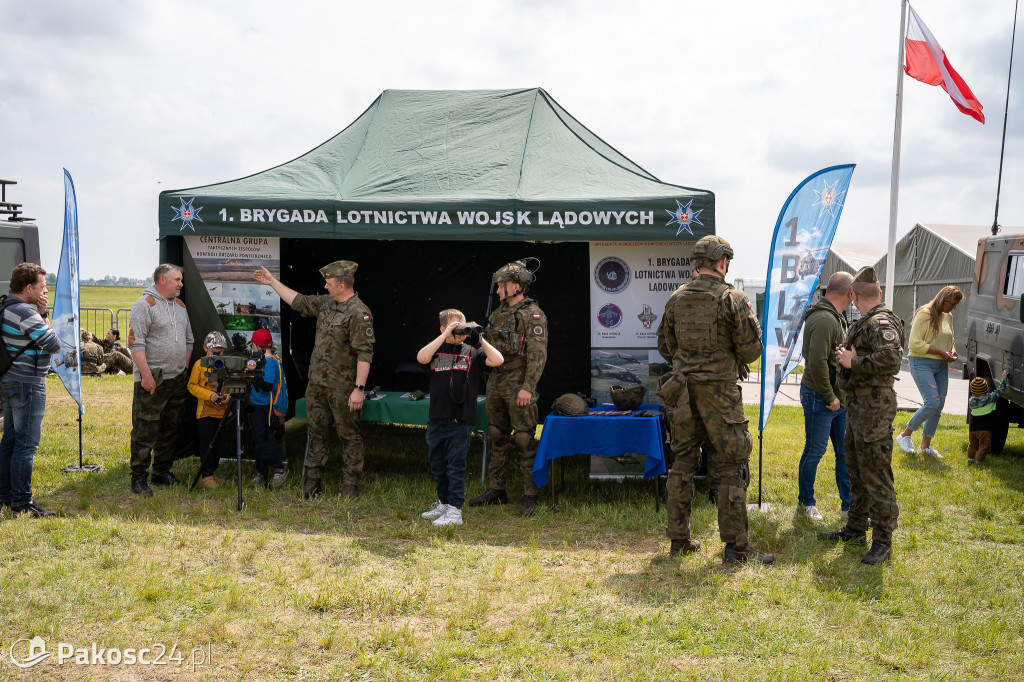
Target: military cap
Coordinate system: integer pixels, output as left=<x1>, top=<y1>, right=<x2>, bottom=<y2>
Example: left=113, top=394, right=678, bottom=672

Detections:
left=319, top=260, right=358, bottom=279
left=854, top=266, right=877, bottom=284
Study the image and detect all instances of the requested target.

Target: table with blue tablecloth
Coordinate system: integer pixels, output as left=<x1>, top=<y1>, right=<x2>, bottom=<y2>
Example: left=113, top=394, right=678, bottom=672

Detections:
left=533, top=404, right=667, bottom=508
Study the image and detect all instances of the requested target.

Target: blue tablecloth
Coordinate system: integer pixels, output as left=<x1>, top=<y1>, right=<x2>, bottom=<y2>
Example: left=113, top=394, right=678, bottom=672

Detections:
left=532, top=404, right=667, bottom=488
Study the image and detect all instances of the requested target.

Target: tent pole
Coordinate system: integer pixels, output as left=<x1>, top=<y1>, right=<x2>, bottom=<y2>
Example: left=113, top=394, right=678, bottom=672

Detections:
left=885, top=0, right=909, bottom=309
left=757, top=430, right=763, bottom=507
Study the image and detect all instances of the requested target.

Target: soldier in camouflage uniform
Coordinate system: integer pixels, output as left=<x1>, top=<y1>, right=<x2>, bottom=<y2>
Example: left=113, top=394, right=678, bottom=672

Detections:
left=255, top=260, right=374, bottom=499
left=820, top=267, right=904, bottom=565
left=467, top=260, right=548, bottom=517
left=100, top=328, right=135, bottom=374
left=128, top=264, right=194, bottom=496
left=657, top=235, right=774, bottom=565
left=79, top=330, right=105, bottom=375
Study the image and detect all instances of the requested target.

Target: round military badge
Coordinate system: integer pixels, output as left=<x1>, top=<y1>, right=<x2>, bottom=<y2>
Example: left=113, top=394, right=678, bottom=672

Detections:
left=597, top=303, right=623, bottom=329
left=882, top=330, right=896, bottom=342
left=533, top=326, right=543, bottom=335
left=595, top=257, right=630, bottom=293
left=366, top=328, right=374, bottom=337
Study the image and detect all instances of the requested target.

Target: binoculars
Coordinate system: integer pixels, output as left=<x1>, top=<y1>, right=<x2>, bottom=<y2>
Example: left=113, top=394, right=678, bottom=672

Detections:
left=454, top=323, right=484, bottom=335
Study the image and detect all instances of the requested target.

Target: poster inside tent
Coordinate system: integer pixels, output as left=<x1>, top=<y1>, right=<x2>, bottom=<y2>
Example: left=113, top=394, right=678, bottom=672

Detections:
left=184, top=236, right=282, bottom=349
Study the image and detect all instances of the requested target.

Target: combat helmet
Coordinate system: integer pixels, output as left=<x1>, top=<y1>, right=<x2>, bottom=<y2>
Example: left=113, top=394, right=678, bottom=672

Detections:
left=610, top=384, right=646, bottom=411
left=493, top=259, right=538, bottom=288
left=691, top=235, right=734, bottom=270
left=203, top=331, right=228, bottom=349
left=551, top=393, right=590, bottom=417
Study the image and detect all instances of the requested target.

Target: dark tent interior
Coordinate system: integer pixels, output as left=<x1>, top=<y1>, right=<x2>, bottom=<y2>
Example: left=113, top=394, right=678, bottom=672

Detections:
left=278, top=238, right=591, bottom=416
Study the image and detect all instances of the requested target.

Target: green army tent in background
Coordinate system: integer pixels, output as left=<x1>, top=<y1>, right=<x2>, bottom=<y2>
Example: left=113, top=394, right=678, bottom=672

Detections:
left=157, top=88, right=715, bottom=412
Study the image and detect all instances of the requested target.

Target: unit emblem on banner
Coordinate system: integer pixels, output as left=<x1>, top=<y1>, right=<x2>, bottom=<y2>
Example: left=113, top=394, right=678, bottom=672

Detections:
left=597, top=303, right=623, bottom=329
left=665, top=199, right=703, bottom=236
left=637, top=304, right=657, bottom=329
left=594, top=257, right=630, bottom=293
left=811, top=179, right=846, bottom=218
left=171, top=198, right=204, bottom=232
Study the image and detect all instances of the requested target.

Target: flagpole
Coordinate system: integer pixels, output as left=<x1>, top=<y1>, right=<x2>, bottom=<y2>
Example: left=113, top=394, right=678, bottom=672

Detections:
left=993, top=0, right=1019, bottom=235
left=885, top=0, right=909, bottom=309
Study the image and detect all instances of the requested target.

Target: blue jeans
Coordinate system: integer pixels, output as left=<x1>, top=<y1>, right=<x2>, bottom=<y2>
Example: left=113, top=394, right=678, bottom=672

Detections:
left=798, top=385, right=851, bottom=511
left=0, top=379, right=47, bottom=508
left=425, top=419, right=471, bottom=509
left=906, top=356, right=948, bottom=438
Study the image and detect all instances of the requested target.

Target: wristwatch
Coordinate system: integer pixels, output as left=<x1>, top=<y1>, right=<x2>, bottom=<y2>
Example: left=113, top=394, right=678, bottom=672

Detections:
left=355, top=384, right=365, bottom=391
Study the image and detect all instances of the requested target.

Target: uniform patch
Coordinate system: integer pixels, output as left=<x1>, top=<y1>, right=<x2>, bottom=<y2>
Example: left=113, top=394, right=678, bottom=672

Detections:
left=362, top=314, right=370, bottom=321
left=879, top=319, right=890, bottom=325
left=533, top=326, right=543, bottom=335
left=882, top=330, right=897, bottom=341
left=366, top=328, right=374, bottom=337
left=532, top=314, right=541, bottom=319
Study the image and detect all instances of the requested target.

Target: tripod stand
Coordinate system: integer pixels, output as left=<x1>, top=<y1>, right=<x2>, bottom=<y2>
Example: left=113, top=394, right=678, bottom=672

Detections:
left=190, top=393, right=248, bottom=511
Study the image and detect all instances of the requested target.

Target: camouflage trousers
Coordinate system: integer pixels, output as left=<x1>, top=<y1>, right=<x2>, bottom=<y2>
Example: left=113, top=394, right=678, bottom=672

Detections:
left=664, top=378, right=752, bottom=545
left=484, top=370, right=540, bottom=496
left=304, top=383, right=363, bottom=485
left=130, top=372, right=189, bottom=479
left=844, top=390, right=899, bottom=542
left=103, top=350, right=134, bottom=374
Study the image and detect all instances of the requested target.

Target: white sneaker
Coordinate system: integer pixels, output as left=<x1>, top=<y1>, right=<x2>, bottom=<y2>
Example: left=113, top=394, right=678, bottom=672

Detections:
left=433, top=506, right=463, bottom=527
left=803, top=505, right=823, bottom=521
left=421, top=501, right=448, bottom=521
left=921, top=446, right=943, bottom=459
left=895, top=434, right=915, bottom=454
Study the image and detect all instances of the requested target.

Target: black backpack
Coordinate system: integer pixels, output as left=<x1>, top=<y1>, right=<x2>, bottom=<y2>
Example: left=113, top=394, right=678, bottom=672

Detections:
left=0, top=295, right=37, bottom=378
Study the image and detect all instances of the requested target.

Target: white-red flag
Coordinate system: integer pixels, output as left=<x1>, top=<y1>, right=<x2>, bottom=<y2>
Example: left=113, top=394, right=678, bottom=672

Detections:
left=904, top=4, right=984, bottom=123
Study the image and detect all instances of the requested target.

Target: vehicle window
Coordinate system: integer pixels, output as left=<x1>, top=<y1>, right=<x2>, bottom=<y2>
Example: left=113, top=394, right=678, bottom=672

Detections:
left=1003, top=252, right=1024, bottom=298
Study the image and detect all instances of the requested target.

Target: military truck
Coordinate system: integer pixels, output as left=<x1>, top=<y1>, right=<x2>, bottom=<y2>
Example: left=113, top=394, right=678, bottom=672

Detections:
left=964, top=231, right=1024, bottom=452
left=0, top=179, right=41, bottom=295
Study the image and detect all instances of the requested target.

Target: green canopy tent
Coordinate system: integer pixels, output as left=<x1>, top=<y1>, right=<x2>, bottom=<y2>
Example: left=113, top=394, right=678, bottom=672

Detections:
left=157, top=88, right=715, bottom=409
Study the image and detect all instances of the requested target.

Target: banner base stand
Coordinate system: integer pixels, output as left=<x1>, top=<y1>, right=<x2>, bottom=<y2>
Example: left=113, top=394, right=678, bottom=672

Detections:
left=61, top=464, right=101, bottom=473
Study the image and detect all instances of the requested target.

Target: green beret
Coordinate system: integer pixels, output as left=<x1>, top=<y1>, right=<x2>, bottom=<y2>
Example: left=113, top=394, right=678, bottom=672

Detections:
left=319, top=260, right=358, bottom=279
left=854, top=266, right=877, bottom=284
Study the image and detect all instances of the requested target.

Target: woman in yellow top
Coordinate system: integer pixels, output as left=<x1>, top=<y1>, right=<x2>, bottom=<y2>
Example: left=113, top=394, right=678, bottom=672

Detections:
left=896, top=286, right=964, bottom=458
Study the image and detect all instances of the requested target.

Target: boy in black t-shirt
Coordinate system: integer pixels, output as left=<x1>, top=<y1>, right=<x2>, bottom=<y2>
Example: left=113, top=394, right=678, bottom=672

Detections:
left=416, top=309, right=504, bottom=526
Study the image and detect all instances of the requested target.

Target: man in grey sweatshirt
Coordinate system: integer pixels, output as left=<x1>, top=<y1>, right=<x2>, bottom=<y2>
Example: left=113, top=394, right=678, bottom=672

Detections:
left=797, top=271, right=854, bottom=521
left=127, top=264, right=193, bottom=495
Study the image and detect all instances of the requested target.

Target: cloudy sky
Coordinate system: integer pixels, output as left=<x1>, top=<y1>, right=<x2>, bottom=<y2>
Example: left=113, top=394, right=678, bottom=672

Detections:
left=2, top=0, right=1020, bottom=280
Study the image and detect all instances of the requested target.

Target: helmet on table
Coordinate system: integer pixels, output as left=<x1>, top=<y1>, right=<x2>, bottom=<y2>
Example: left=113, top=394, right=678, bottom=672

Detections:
left=610, top=383, right=646, bottom=411
left=551, top=393, right=590, bottom=417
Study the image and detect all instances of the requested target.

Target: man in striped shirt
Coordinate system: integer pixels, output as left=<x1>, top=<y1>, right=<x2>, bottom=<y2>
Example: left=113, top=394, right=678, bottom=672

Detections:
left=0, top=263, right=62, bottom=518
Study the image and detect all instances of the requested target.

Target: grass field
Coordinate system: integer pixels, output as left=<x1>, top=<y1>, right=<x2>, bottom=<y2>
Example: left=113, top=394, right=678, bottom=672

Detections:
left=1, top=375, right=1022, bottom=680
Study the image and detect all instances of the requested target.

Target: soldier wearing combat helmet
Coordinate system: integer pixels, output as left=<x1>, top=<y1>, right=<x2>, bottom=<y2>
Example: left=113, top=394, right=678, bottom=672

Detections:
left=255, top=259, right=374, bottom=499
left=820, top=266, right=904, bottom=565
left=467, top=259, right=549, bottom=516
left=656, top=235, right=774, bottom=564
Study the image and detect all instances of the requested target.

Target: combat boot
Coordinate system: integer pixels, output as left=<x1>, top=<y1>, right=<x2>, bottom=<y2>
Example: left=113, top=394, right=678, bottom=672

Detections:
left=341, top=484, right=359, bottom=499
left=723, top=543, right=775, bottom=565
left=520, top=495, right=538, bottom=517
left=669, top=539, right=701, bottom=556
left=303, top=478, right=322, bottom=499
left=861, top=539, right=892, bottom=565
left=818, top=525, right=867, bottom=545
left=130, top=477, right=153, bottom=497
left=467, top=489, right=508, bottom=507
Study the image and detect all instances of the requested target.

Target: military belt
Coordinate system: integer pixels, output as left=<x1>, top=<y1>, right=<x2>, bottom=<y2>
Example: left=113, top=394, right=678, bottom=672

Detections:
left=850, top=386, right=892, bottom=397
left=492, top=356, right=525, bottom=374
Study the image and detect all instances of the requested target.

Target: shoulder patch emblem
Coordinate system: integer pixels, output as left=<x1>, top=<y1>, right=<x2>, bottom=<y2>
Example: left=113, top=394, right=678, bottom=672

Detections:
left=532, top=314, right=541, bottom=319
left=879, top=319, right=890, bottom=325
left=362, top=314, right=370, bottom=321
left=882, top=330, right=897, bottom=341
left=366, top=328, right=374, bottom=337
left=533, top=325, right=543, bottom=335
